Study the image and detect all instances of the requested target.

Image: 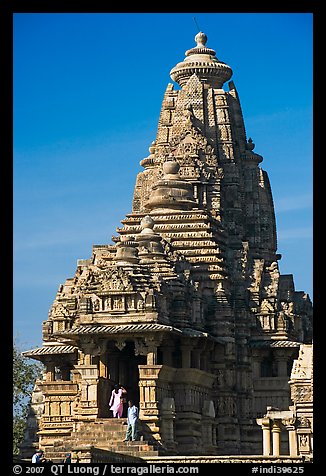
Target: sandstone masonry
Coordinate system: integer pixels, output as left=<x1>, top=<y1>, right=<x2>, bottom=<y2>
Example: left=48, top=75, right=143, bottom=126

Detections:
left=20, top=32, right=313, bottom=462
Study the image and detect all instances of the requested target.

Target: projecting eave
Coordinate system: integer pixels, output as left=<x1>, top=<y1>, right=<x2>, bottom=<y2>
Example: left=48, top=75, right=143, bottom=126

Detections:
left=54, top=323, right=180, bottom=337
left=52, top=323, right=223, bottom=343
left=250, top=340, right=301, bottom=348
left=22, top=343, right=78, bottom=361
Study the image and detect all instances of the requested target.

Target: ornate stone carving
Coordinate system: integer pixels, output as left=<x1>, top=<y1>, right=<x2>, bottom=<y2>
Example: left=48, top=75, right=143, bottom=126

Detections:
left=114, top=339, right=126, bottom=351
left=99, top=268, right=133, bottom=292
left=134, top=338, right=148, bottom=356
left=50, top=302, right=70, bottom=318
left=297, top=416, right=311, bottom=428
left=291, top=385, right=312, bottom=403
left=22, top=30, right=313, bottom=461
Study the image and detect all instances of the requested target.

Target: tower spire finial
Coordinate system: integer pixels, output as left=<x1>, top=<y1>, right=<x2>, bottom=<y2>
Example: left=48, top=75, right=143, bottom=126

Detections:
left=170, top=30, right=233, bottom=88
left=194, top=31, right=207, bottom=47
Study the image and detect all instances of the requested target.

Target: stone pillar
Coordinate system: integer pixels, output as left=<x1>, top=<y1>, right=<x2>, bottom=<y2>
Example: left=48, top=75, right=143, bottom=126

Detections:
left=256, top=417, right=271, bottom=456
left=192, top=349, right=201, bottom=369
left=212, top=423, right=217, bottom=446
left=181, top=345, right=192, bottom=368
left=147, top=347, right=157, bottom=365
left=272, top=420, right=282, bottom=456
left=45, top=362, right=55, bottom=382
left=202, top=400, right=216, bottom=453
left=174, top=368, right=216, bottom=454
left=283, top=419, right=298, bottom=456
left=252, top=350, right=263, bottom=378
left=162, top=345, right=174, bottom=367
left=200, top=351, right=208, bottom=371
left=192, top=297, right=201, bottom=325
left=99, top=351, right=108, bottom=378
left=274, top=350, right=288, bottom=377
left=143, top=335, right=162, bottom=366
left=98, top=348, right=110, bottom=417
left=75, top=342, right=100, bottom=419
left=76, top=363, right=99, bottom=418
left=138, top=365, right=176, bottom=445
left=201, top=339, right=213, bottom=372
left=160, top=397, right=177, bottom=451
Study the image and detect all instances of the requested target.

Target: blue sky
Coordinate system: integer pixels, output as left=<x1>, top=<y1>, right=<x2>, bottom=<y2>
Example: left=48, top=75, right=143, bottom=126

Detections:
left=13, top=13, right=313, bottom=351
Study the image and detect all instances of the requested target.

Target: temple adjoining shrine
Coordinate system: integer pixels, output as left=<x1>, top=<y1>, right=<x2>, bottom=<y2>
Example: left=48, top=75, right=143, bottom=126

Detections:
left=20, top=32, right=313, bottom=462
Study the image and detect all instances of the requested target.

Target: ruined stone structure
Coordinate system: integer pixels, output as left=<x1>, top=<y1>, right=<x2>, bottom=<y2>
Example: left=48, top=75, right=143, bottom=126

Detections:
left=21, top=32, right=312, bottom=460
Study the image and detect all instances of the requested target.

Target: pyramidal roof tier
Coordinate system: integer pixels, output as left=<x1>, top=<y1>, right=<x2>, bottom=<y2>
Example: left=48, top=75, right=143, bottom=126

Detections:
left=170, top=32, right=233, bottom=88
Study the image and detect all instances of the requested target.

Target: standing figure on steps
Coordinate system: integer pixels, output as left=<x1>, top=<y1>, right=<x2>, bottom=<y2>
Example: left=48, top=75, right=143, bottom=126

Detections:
left=109, top=383, right=127, bottom=418
left=124, top=400, right=139, bottom=442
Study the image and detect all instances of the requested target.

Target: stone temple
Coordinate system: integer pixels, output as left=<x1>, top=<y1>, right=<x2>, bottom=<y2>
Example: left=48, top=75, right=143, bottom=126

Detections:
left=21, top=32, right=313, bottom=462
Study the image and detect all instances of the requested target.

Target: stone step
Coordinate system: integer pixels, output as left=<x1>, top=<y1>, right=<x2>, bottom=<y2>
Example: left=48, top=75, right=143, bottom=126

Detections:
left=46, top=447, right=153, bottom=455
left=44, top=447, right=71, bottom=455
left=76, top=427, right=126, bottom=433
left=71, top=439, right=157, bottom=449
left=45, top=446, right=159, bottom=460
left=76, top=428, right=127, bottom=435
left=73, top=437, right=148, bottom=443
left=42, top=418, right=160, bottom=461
left=115, top=450, right=160, bottom=456
left=81, top=419, right=127, bottom=426
left=119, top=451, right=160, bottom=457
left=108, top=444, right=153, bottom=451
left=78, top=422, right=132, bottom=429
left=73, top=434, right=133, bottom=442
left=94, top=418, right=128, bottom=422
left=73, top=433, right=147, bottom=442
left=75, top=429, right=128, bottom=436
left=76, top=425, right=127, bottom=434
left=46, top=444, right=158, bottom=454
left=73, top=432, right=127, bottom=439
left=73, top=441, right=153, bottom=450
left=74, top=430, right=127, bottom=436
left=98, top=447, right=160, bottom=457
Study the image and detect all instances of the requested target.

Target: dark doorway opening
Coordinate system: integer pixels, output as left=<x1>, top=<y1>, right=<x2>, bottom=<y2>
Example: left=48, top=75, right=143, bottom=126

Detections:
left=107, top=340, right=146, bottom=417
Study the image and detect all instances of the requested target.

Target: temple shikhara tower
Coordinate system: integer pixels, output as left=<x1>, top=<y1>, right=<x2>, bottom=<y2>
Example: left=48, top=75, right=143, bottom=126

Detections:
left=21, top=32, right=313, bottom=462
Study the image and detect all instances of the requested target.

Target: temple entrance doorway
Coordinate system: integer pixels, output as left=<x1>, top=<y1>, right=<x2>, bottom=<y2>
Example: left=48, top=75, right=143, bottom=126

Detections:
left=106, top=340, right=146, bottom=417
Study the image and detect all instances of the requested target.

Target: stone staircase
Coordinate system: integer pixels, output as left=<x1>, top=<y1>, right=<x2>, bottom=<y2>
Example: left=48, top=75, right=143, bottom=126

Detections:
left=44, top=418, right=160, bottom=462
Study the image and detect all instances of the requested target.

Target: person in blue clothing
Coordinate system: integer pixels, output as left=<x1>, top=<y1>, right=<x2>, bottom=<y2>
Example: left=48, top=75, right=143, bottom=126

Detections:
left=124, top=400, right=139, bottom=441
left=31, top=449, right=43, bottom=463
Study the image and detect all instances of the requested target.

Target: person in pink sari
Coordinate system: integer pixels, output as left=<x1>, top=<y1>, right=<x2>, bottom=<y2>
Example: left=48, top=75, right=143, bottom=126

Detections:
left=109, top=384, right=127, bottom=418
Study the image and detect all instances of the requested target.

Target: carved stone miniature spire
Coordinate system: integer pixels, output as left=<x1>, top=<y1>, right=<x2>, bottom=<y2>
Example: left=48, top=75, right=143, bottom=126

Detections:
left=170, top=31, right=233, bottom=88
left=135, top=216, right=165, bottom=264
left=140, top=141, right=156, bottom=169
left=247, top=137, right=255, bottom=151
left=115, top=235, right=139, bottom=265
left=144, top=156, right=197, bottom=211
left=242, top=137, right=263, bottom=165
